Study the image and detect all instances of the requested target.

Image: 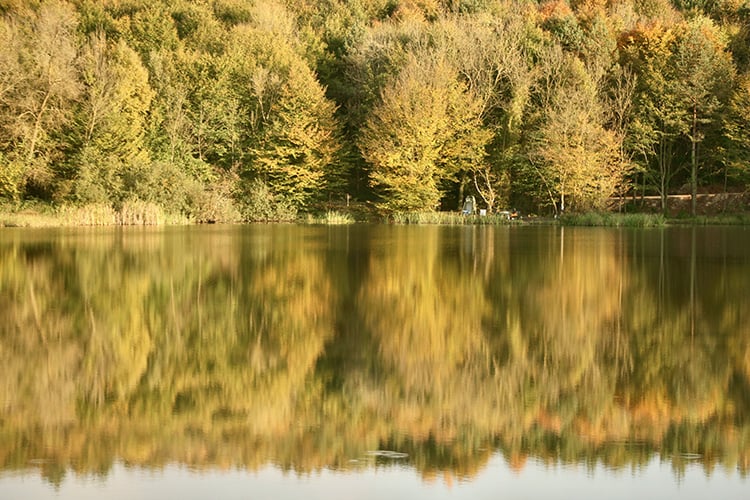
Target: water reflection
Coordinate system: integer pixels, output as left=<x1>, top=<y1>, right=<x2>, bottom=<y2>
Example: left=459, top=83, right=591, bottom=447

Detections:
left=1, top=225, right=749, bottom=488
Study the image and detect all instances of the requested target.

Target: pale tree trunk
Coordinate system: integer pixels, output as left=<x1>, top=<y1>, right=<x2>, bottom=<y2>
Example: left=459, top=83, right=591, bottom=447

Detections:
left=691, top=102, right=698, bottom=216
left=26, top=90, right=51, bottom=163
left=472, top=169, right=495, bottom=213
left=658, top=135, right=671, bottom=216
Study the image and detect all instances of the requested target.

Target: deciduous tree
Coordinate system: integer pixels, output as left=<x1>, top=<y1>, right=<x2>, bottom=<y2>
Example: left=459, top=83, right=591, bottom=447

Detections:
left=71, top=34, right=154, bottom=203
left=434, top=8, right=536, bottom=212
left=671, top=16, right=734, bottom=215
left=529, top=52, right=626, bottom=213
left=1, top=1, right=80, bottom=198
left=359, top=52, right=489, bottom=211
left=620, top=21, right=687, bottom=213
left=230, top=24, right=343, bottom=209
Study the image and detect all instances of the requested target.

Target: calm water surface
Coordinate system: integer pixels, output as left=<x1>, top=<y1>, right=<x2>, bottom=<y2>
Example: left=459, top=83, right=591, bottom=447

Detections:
left=1, top=224, right=749, bottom=499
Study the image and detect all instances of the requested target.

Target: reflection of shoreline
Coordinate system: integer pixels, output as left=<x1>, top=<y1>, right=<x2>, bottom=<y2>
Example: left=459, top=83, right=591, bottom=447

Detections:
left=1, top=226, right=750, bottom=487
left=2, top=417, right=749, bottom=487
left=3, top=451, right=749, bottom=498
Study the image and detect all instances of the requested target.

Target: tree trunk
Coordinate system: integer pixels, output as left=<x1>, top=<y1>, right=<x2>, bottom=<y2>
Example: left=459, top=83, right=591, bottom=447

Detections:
left=691, top=103, right=697, bottom=217
left=27, top=90, right=51, bottom=163
left=458, top=172, right=467, bottom=211
left=658, top=136, right=671, bottom=216
left=560, top=192, right=565, bottom=214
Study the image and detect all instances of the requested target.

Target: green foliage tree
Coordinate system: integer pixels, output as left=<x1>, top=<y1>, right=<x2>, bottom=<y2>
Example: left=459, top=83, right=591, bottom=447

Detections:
left=145, top=49, right=193, bottom=166
left=124, top=2, right=180, bottom=57
left=719, top=74, right=750, bottom=186
left=620, top=21, right=688, bottom=213
left=70, top=34, right=154, bottom=203
left=670, top=16, right=734, bottom=215
left=182, top=54, right=241, bottom=169
left=333, top=14, right=424, bottom=197
left=621, top=16, right=735, bottom=214
left=230, top=26, right=342, bottom=209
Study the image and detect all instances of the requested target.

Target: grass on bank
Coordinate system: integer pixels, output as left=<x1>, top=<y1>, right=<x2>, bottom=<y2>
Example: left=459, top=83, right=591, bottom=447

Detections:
left=667, top=213, right=750, bottom=225
left=0, top=201, right=190, bottom=227
left=560, top=211, right=750, bottom=227
left=559, top=212, right=667, bottom=227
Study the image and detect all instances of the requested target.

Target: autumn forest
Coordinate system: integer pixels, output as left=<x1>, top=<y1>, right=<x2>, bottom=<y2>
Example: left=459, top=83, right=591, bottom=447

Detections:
left=0, top=0, right=749, bottom=220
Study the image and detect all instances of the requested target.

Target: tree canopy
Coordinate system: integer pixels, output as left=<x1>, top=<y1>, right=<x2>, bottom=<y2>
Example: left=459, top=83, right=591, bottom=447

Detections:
left=0, top=0, right=748, bottom=216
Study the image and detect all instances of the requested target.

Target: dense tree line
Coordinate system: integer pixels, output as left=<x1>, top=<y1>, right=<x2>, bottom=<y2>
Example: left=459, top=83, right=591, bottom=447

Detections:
left=0, top=0, right=749, bottom=218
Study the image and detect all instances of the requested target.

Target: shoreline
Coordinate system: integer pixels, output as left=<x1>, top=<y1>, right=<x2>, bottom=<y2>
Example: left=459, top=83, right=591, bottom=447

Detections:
left=3, top=204, right=750, bottom=228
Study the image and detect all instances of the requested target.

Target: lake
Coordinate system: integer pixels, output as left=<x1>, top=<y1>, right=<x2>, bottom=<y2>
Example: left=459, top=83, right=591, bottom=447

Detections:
left=1, top=224, right=749, bottom=499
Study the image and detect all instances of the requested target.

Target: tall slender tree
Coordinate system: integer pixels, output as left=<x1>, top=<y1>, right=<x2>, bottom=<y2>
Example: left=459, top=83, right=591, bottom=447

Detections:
left=620, top=21, right=687, bottom=214
left=671, top=16, right=734, bottom=215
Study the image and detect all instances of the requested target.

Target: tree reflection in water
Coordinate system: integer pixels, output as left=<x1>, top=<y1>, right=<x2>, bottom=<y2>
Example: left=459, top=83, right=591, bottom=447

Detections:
left=1, top=225, right=749, bottom=487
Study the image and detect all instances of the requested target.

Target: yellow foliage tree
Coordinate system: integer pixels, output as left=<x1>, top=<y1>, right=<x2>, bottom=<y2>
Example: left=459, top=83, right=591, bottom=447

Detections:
left=359, top=52, right=490, bottom=211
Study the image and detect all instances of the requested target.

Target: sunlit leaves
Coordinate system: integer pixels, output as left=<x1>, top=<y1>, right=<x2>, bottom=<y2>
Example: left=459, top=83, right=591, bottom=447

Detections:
left=530, top=51, right=627, bottom=212
left=359, top=53, right=490, bottom=211
left=0, top=0, right=748, bottom=214
left=0, top=1, right=80, bottom=196
left=620, top=15, right=736, bottom=213
left=72, top=34, right=153, bottom=204
left=229, top=27, right=343, bottom=208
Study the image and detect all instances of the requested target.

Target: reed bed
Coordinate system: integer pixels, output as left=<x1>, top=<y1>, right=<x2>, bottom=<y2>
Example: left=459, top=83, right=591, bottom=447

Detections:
left=1, top=202, right=189, bottom=227
left=390, top=211, right=515, bottom=225
left=59, top=203, right=118, bottom=226
left=119, top=200, right=166, bottom=225
left=305, top=210, right=356, bottom=225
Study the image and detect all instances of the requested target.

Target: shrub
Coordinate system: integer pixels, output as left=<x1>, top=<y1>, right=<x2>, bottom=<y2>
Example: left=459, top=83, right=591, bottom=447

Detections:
left=240, top=179, right=297, bottom=222
left=186, top=184, right=242, bottom=223
left=71, top=149, right=125, bottom=205
left=0, top=155, right=24, bottom=203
